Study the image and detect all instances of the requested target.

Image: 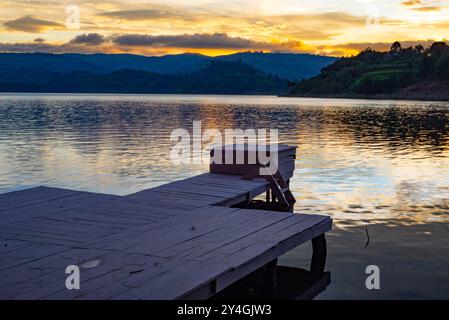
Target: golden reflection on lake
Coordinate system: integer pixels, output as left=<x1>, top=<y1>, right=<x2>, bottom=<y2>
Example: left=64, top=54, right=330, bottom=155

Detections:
left=0, top=94, right=448, bottom=228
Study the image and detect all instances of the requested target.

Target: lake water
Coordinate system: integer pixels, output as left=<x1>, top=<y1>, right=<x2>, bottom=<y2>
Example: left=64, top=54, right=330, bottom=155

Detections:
left=1, top=93, right=448, bottom=299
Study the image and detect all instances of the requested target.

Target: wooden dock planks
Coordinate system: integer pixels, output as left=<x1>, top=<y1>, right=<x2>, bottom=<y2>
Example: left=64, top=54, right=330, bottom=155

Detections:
left=126, top=173, right=269, bottom=209
left=0, top=207, right=331, bottom=300
left=0, top=145, right=332, bottom=300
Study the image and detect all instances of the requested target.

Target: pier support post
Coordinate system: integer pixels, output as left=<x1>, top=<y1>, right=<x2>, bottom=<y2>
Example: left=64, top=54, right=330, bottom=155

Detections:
left=264, top=258, right=278, bottom=289
left=310, top=234, right=327, bottom=274
left=250, top=258, right=277, bottom=298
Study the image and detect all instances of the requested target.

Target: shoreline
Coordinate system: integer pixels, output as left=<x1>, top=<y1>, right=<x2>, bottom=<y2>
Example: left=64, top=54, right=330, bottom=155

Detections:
left=0, top=92, right=449, bottom=103
left=2, top=91, right=449, bottom=103
left=281, top=93, right=449, bottom=103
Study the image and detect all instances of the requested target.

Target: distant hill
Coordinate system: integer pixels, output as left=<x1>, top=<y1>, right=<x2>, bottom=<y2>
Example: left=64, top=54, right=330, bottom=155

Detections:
left=0, top=51, right=335, bottom=82
left=216, top=52, right=335, bottom=81
left=66, top=52, right=209, bottom=75
left=0, top=53, right=108, bottom=74
left=0, top=60, right=288, bottom=95
left=288, top=41, right=449, bottom=101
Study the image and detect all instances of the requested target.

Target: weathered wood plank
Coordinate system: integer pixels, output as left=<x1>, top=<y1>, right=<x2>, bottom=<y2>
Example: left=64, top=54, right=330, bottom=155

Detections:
left=0, top=192, right=115, bottom=226
left=0, top=187, right=80, bottom=211
left=85, top=207, right=242, bottom=251
left=6, top=248, right=117, bottom=299
left=67, top=211, right=330, bottom=300
left=126, top=173, right=269, bottom=210
left=110, top=219, right=329, bottom=300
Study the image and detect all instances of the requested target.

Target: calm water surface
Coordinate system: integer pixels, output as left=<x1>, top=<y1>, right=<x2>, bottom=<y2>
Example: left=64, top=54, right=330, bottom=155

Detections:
left=1, top=93, right=448, bottom=299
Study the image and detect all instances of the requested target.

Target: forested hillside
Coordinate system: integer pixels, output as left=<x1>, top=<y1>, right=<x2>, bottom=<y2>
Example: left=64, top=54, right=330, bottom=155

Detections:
left=289, top=42, right=449, bottom=101
left=0, top=60, right=288, bottom=95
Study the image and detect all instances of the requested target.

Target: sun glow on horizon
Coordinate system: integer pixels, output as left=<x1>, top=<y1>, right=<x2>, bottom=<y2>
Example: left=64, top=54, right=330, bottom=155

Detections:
left=0, top=0, right=448, bottom=57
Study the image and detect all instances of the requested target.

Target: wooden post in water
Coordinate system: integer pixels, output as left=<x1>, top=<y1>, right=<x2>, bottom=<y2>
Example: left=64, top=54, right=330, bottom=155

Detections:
left=310, top=234, right=327, bottom=274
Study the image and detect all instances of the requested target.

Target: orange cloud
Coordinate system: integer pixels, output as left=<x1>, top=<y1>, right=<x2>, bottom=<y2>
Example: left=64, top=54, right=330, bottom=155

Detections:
left=99, top=8, right=189, bottom=21
left=3, top=15, right=64, bottom=33
left=401, top=0, right=425, bottom=6
left=400, top=0, right=444, bottom=11
left=412, top=6, right=444, bottom=11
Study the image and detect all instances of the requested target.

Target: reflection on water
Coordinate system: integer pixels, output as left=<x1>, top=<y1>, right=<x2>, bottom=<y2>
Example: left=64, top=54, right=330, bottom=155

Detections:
left=0, top=93, right=449, bottom=298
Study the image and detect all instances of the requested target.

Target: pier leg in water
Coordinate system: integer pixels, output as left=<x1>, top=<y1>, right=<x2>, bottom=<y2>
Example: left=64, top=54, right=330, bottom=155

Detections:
left=240, top=258, right=278, bottom=298
left=310, top=234, right=327, bottom=274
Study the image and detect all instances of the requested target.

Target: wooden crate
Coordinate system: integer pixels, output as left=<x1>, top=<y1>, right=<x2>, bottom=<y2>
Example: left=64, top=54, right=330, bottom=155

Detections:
left=210, top=144, right=296, bottom=180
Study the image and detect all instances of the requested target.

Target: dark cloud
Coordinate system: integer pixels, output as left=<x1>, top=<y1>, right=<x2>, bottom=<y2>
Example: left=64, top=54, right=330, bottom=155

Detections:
left=3, top=15, right=64, bottom=33
left=0, top=32, right=302, bottom=54
left=70, top=33, right=106, bottom=45
left=0, top=42, right=63, bottom=53
left=111, top=33, right=292, bottom=50
left=0, top=37, right=106, bottom=54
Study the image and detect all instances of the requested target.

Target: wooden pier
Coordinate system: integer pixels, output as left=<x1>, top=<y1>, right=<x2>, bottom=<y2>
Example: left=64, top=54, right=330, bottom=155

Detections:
left=0, top=144, right=332, bottom=300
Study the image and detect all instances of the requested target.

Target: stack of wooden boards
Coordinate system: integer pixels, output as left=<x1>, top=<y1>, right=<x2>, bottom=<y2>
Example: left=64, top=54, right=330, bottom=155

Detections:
left=210, top=144, right=296, bottom=181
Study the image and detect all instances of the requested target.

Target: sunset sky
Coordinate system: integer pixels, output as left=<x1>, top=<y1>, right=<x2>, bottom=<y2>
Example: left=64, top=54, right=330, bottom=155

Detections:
left=0, top=0, right=448, bottom=57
